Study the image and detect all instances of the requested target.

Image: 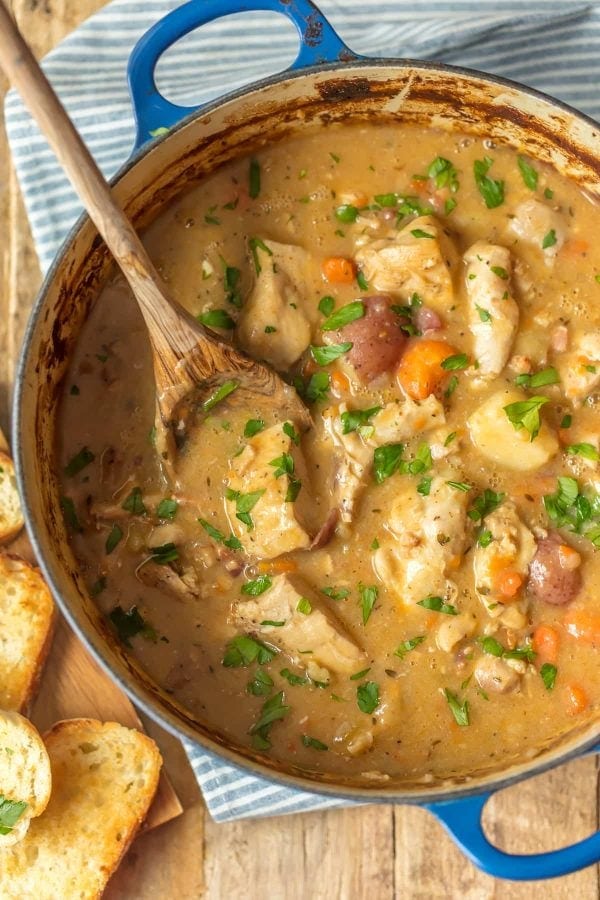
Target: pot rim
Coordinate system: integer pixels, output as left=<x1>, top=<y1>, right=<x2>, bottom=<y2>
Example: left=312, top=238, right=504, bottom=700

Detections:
left=13, top=55, right=600, bottom=804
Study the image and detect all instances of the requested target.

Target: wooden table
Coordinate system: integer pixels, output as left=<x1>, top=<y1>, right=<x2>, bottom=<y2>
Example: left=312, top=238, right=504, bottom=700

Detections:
left=1, top=3, right=599, bottom=897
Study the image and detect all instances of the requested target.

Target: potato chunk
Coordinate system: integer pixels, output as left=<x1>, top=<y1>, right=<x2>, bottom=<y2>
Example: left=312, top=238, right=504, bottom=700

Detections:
left=556, top=331, right=600, bottom=404
left=354, top=215, right=457, bottom=314
left=237, top=240, right=319, bottom=370
left=226, top=422, right=311, bottom=559
left=467, top=388, right=558, bottom=471
left=231, top=574, right=366, bottom=677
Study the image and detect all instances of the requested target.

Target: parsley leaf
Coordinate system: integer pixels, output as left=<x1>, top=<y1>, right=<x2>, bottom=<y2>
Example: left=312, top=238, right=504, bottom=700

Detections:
left=64, top=446, right=95, bottom=477
left=197, top=308, right=235, bottom=330
left=542, top=229, right=557, bottom=249
left=373, top=443, right=404, bottom=484
left=321, top=301, right=365, bottom=332
left=301, top=734, right=328, bottom=751
left=149, top=542, right=179, bottom=565
left=156, top=498, right=178, bottom=520
left=249, top=237, right=273, bottom=274
left=321, top=586, right=350, bottom=601
left=318, top=295, right=335, bottom=317
left=395, top=635, right=425, bottom=659
left=247, top=668, right=274, bottom=696
left=202, top=379, right=239, bottom=412
left=223, top=635, right=277, bottom=667
left=226, top=488, right=265, bottom=530
left=249, top=691, right=290, bottom=750
left=341, top=406, right=381, bottom=435
left=241, top=575, right=272, bottom=596
left=468, top=489, right=505, bottom=522
left=566, top=443, right=600, bottom=461
left=444, top=689, right=470, bottom=726
left=540, top=663, right=557, bottom=691
left=335, top=204, right=359, bottom=223
left=441, top=353, right=469, bottom=371
left=517, top=156, right=538, bottom=190
left=473, top=156, right=505, bottom=208
left=417, top=595, right=457, bottom=615
left=296, top=597, right=312, bottom=615
left=0, top=796, right=28, bottom=836
left=310, top=342, right=353, bottom=365
left=359, top=583, right=378, bottom=625
left=503, top=395, right=549, bottom=441
left=109, top=605, right=157, bottom=647
left=283, top=422, right=300, bottom=445
left=515, top=367, right=560, bottom=389
left=244, top=418, right=265, bottom=437
left=356, top=681, right=379, bottom=714
left=122, top=487, right=146, bottom=516
left=249, top=158, right=261, bottom=198
left=105, top=524, right=123, bottom=555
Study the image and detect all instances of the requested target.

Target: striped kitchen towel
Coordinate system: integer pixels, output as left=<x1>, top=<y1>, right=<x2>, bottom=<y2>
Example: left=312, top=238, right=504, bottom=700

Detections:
left=4, top=0, right=599, bottom=821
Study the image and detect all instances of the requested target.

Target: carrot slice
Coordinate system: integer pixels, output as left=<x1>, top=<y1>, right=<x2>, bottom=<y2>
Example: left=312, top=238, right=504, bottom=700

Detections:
left=331, top=370, right=350, bottom=394
left=322, top=256, right=356, bottom=284
left=564, top=683, right=588, bottom=716
left=493, top=570, right=524, bottom=599
left=396, top=339, right=458, bottom=400
left=561, top=238, right=590, bottom=257
left=257, top=558, right=298, bottom=575
left=564, top=609, right=600, bottom=644
left=532, top=624, right=560, bottom=665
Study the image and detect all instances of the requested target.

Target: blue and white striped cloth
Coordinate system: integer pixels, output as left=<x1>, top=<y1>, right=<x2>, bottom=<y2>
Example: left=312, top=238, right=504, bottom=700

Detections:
left=5, top=0, right=600, bottom=821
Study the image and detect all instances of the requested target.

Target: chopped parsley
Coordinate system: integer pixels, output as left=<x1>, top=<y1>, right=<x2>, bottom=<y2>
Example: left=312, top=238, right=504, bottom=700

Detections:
left=318, top=295, right=335, bottom=317
left=60, top=496, right=81, bottom=532
left=335, top=204, right=359, bottom=223
left=301, top=734, right=328, bottom=751
left=542, top=229, right=557, bottom=249
left=417, top=595, right=457, bottom=616
left=0, top=796, right=28, bottom=836
left=64, top=446, right=95, bottom=477
left=561, top=414, right=572, bottom=429
left=427, top=156, right=459, bottom=192
left=283, top=422, right=300, bottom=445
left=503, top=395, right=549, bottom=441
left=341, top=406, right=381, bottom=436
left=356, top=681, right=379, bottom=714
left=249, top=237, right=273, bottom=275
left=249, top=691, right=290, bottom=750
left=543, top=476, right=600, bottom=546
left=477, top=529, right=493, bottom=548
left=223, top=635, right=277, bottom=667
left=296, top=597, right=312, bottom=615
left=473, top=156, right=505, bottom=208
left=517, top=156, right=538, bottom=190
left=105, top=524, right=123, bottom=555
left=321, top=586, right=350, bottom=601
left=321, top=300, right=365, bottom=332
left=395, top=635, right=426, bottom=659
left=350, top=667, right=372, bottom=681
left=295, top=371, right=330, bottom=403
left=109, top=605, right=157, bottom=647
left=417, top=477, right=432, bottom=496
left=241, top=575, right=272, bottom=596
left=446, top=481, right=471, bottom=492
left=373, top=443, right=404, bottom=484
left=359, top=583, right=378, bottom=625
left=197, top=308, right=235, bottom=329
left=122, top=487, right=146, bottom=516
left=202, top=379, right=239, bottom=412
left=244, top=418, right=265, bottom=438
left=249, top=159, right=261, bottom=198
left=156, top=498, right=178, bottom=520
left=540, top=663, right=557, bottom=691
left=444, top=689, right=470, bottom=726
left=468, top=489, right=505, bottom=522
left=515, top=367, right=559, bottom=389
left=566, top=443, right=600, bottom=461
left=223, top=261, right=242, bottom=308
left=490, top=265, right=508, bottom=280
left=247, top=668, right=274, bottom=696
left=441, top=353, right=469, bottom=371
left=198, top=517, right=242, bottom=550
left=280, top=668, right=308, bottom=686
left=479, top=636, right=535, bottom=662
left=149, top=542, right=179, bottom=565
left=269, top=452, right=294, bottom=478
left=226, top=487, right=265, bottom=530
left=476, top=305, right=492, bottom=322
left=310, top=342, right=353, bottom=365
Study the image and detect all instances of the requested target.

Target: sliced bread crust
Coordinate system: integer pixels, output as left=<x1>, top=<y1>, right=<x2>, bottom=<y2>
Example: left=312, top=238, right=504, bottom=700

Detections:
left=0, top=710, right=52, bottom=849
left=0, top=453, right=24, bottom=544
left=0, top=553, right=56, bottom=714
left=0, top=718, right=162, bottom=899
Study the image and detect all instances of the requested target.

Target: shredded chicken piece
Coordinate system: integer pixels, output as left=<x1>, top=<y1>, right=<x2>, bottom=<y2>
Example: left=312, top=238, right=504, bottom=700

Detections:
left=464, top=241, right=518, bottom=379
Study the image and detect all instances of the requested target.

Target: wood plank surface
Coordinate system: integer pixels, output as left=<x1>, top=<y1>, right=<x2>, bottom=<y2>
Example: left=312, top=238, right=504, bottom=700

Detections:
left=1, top=2, right=599, bottom=898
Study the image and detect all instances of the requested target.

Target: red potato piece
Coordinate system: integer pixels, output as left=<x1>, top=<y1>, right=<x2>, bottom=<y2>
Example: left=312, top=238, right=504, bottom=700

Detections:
left=336, top=294, right=408, bottom=383
left=527, top=534, right=582, bottom=606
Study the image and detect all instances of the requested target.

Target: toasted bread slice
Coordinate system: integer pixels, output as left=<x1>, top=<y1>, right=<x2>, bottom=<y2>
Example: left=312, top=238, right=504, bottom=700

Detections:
left=0, top=719, right=162, bottom=898
left=0, top=554, right=56, bottom=713
left=0, top=452, right=24, bottom=544
left=0, top=710, right=52, bottom=848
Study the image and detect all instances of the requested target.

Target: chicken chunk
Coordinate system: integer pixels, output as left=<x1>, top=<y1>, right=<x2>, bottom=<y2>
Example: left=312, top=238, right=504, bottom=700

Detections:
left=436, top=612, right=477, bottom=653
left=231, top=573, right=366, bottom=677
left=473, top=501, right=536, bottom=623
left=322, top=396, right=445, bottom=523
left=237, top=240, right=319, bottom=370
left=373, top=473, right=468, bottom=606
left=556, top=331, right=600, bottom=403
left=468, top=388, right=558, bottom=471
left=509, top=198, right=566, bottom=263
left=464, top=241, right=518, bottom=378
left=354, top=216, right=458, bottom=314
left=225, top=422, right=311, bottom=559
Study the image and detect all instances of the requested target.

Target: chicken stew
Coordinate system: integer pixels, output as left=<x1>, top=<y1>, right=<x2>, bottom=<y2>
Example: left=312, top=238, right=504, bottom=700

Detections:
left=57, top=123, right=600, bottom=785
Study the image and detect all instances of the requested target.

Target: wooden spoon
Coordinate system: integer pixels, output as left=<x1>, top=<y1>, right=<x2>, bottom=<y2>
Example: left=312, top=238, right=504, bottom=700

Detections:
left=0, top=3, right=310, bottom=463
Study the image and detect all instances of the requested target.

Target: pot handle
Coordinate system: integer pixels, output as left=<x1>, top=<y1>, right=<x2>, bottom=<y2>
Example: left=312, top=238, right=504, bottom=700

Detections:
left=127, top=0, right=357, bottom=150
left=426, top=744, right=600, bottom=880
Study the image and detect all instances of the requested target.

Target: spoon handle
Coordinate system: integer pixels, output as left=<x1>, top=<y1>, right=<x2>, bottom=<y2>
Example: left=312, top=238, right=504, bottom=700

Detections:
left=0, top=1, right=192, bottom=353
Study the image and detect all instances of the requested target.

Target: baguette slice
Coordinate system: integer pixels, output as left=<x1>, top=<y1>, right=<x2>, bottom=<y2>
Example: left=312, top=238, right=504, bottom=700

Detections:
left=0, top=452, right=24, bottom=544
left=0, top=710, right=52, bottom=848
left=0, top=553, right=56, bottom=713
left=0, top=719, right=162, bottom=899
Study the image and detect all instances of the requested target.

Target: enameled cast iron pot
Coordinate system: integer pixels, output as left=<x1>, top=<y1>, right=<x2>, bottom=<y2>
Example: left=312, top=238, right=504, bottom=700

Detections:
left=14, top=0, right=600, bottom=879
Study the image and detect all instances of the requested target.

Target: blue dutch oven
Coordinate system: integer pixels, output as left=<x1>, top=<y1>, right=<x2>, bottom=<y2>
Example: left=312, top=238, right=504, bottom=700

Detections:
left=14, top=0, right=600, bottom=881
